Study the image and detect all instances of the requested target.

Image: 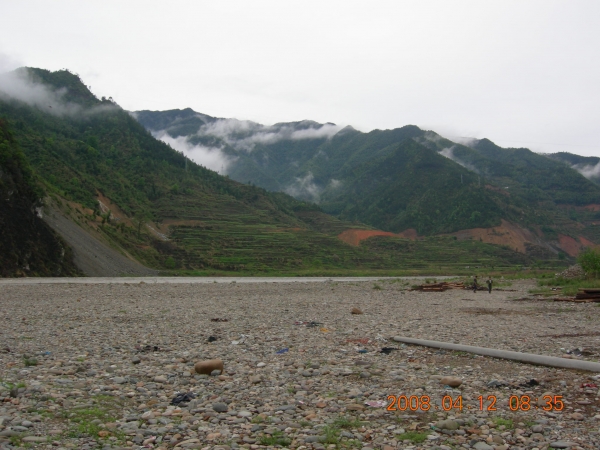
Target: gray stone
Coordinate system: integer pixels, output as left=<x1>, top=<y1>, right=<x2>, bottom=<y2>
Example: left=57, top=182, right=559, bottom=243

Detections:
left=0, top=430, right=21, bottom=437
left=549, top=442, right=577, bottom=449
left=472, top=442, right=493, bottom=450
left=213, top=402, right=228, bottom=412
left=22, top=436, right=47, bottom=443
left=436, top=419, right=459, bottom=430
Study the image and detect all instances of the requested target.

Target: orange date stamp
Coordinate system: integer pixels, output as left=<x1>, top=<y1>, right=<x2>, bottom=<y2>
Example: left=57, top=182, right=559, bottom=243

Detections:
left=386, top=394, right=565, bottom=412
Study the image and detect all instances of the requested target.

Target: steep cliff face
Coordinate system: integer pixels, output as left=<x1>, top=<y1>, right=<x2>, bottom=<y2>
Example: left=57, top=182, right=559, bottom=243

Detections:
left=0, top=119, right=79, bottom=277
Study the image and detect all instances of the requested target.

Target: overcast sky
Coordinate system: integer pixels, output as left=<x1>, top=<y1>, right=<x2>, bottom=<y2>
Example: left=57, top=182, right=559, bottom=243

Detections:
left=1, top=0, right=599, bottom=157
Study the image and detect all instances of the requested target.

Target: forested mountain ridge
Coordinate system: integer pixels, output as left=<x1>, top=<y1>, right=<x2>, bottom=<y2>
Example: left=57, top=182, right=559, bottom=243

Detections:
left=0, top=67, right=540, bottom=274
left=547, top=152, right=600, bottom=186
left=136, top=108, right=600, bottom=258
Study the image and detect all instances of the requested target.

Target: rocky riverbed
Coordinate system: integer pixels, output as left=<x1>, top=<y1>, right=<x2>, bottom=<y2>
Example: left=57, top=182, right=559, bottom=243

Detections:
left=1, top=278, right=599, bottom=450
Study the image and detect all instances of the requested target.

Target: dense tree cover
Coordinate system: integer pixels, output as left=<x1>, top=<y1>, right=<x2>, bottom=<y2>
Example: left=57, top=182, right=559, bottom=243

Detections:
left=138, top=109, right=600, bottom=237
left=0, top=119, right=79, bottom=276
left=320, top=140, right=505, bottom=234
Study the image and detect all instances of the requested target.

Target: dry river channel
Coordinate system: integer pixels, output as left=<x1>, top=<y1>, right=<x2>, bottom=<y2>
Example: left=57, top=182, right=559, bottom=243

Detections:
left=1, top=278, right=599, bottom=450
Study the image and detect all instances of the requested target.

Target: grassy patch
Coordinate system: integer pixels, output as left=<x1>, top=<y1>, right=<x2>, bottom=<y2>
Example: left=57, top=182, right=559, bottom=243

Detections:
left=397, top=431, right=428, bottom=443
left=258, top=430, right=291, bottom=446
left=23, top=356, right=39, bottom=367
left=538, top=276, right=600, bottom=296
left=492, top=417, right=514, bottom=429
left=63, top=395, right=126, bottom=442
left=332, top=416, right=363, bottom=429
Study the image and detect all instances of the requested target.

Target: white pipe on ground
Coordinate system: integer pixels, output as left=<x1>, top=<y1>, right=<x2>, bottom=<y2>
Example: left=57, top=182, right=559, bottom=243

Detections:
left=391, top=336, right=600, bottom=372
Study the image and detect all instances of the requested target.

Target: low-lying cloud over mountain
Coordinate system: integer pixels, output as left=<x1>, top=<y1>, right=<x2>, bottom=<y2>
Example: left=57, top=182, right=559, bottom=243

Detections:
left=572, top=161, right=600, bottom=180
left=153, top=130, right=234, bottom=174
left=0, top=68, right=116, bottom=117
left=195, top=119, right=341, bottom=152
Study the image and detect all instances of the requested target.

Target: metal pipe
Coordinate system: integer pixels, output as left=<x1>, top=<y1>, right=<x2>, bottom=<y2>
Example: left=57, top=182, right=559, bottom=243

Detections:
left=392, top=336, right=600, bottom=372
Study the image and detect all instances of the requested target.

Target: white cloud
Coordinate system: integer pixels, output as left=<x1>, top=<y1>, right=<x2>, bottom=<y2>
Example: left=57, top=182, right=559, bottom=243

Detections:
left=572, top=162, right=600, bottom=180
left=154, top=131, right=233, bottom=174
left=439, top=145, right=480, bottom=174
left=0, top=68, right=116, bottom=117
left=284, top=172, right=322, bottom=202
left=329, top=178, right=342, bottom=189
left=193, top=119, right=341, bottom=152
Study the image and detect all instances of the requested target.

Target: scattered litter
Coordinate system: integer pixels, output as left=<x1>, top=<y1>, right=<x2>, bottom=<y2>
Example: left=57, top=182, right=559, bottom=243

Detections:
left=320, top=328, right=330, bottom=333
left=410, top=282, right=466, bottom=292
left=346, top=338, right=370, bottom=345
left=380, top=347, right=397, bottom=355
left=582, top=382, right=598, bottom=388
left=358, top=349, right=368, bottom=354
left=294, top=321, right=322, bottom=327
left=210, top=318, right=229, bottom=322
left=231, top=334, right=248, bottom=345
left=207, top=336, right=218, bottom=343
left=365, top=400, right=387, bottom=407
left=276, top=348, right=289, bottom=354
left=565, top=347, right=594, bottom=356
left=135, top=344, right=160, bottom=353
left=519, top=379, right=539, bottom=388
left=170, top=391, right=196, bottom=405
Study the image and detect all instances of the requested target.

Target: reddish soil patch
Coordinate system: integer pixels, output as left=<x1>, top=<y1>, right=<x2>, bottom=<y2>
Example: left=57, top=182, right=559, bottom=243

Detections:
left=584, top=204, right=600, bottom=212
left=447, top=219, right=534, bottom=253
left=96, top=191, right=133, bottom=227
left=337, top=228, right=417, bottom=246
left=579, top=237, right=599, bottom=248
left=558, top=235, right=581, bottom=257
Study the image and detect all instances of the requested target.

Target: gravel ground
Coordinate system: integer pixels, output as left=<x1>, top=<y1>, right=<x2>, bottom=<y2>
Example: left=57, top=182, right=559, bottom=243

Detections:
left=1, top=278, right=599, bottom=450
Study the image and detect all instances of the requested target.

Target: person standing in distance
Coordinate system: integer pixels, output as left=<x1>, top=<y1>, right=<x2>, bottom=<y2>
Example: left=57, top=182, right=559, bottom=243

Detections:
left=486, top=277, right=493, bottom=294
left=473, top=276, right=478, bottom=293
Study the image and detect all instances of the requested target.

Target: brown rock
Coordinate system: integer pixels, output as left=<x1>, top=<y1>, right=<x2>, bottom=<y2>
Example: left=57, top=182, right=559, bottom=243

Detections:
left=316, top=402, right=327, bottom=408
left=346, top=403, right=365, bottom=411
left=98, top=430, right=110, bottom=438
left=351, top=307, right=363, bottom=315
left=194, top=359, right=224, bottom=375
left=440, top=376, right=462, bottom=388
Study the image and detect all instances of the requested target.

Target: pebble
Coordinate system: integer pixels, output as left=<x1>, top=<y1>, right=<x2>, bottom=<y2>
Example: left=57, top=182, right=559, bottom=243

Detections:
left=0, top=279, right=598, bottom=449
left=439, top=376, right=462, bottom=387
left=194, top=359, right=224, bottom=375
left=212, top=402, right=228, bottom=412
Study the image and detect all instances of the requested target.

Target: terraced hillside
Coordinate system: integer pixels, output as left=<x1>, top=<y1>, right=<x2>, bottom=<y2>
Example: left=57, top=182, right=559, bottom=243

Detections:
left=136, top=108, right=600, bottom=260
left=0, top=68, right=564, bottom=275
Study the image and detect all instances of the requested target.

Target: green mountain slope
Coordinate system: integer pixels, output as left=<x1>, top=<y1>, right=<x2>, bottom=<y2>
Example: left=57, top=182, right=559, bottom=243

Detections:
left=135, top=108, right=600, bottom=259
left=0, top=118, right=80, bottom=277
left=0, top=68, right=542, bottom=273
left=136, top=108, right=600, bottom=212
left=547, top=152, right=600, bottom=186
